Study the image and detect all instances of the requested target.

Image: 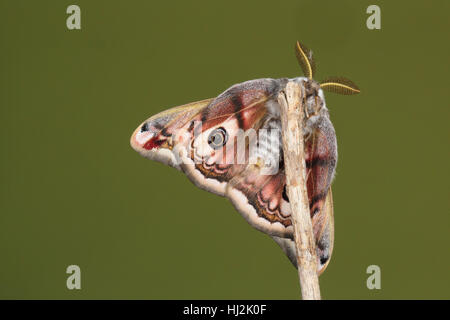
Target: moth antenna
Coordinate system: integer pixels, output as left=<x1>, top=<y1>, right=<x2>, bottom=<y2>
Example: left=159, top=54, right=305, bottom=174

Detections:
left=320, top=76, right=360, bottom=95
left=295, top=41, right=316, bottom=79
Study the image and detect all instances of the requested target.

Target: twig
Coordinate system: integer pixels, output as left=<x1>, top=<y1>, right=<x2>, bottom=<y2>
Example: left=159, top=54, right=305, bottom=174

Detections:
left=278, top=81, right=321, bottom=300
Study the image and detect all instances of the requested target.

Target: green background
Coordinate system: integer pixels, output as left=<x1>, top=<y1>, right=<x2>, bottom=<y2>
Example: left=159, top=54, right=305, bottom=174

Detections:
left=1, top=0, right=449, bottom=299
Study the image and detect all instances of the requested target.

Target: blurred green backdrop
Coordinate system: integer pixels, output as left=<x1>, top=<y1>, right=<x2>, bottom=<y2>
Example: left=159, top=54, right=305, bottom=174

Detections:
left=1, top=0, right=449, bottom=299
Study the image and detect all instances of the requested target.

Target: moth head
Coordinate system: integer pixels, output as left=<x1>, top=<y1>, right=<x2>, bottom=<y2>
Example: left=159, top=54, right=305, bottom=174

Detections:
left=294, top=40, right=361, bottom=96
left=291, top=77, right=326, bottom=117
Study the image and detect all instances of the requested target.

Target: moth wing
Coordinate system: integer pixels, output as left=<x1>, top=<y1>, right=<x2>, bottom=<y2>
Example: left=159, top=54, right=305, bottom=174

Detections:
left=174, top=79, right=297, bottom=239
left=271, top=187, right=334, bottom=274
left=226, top=164, right=294, bottom=239
left=179, top=79, right=284, bottom=196
left=143, top=98, right=213, bottom=131
left=271, top=235, right=297, bottom=266
left=316, top=187, right=334, bottom=274
left=131, top=98, right=215, bottom=169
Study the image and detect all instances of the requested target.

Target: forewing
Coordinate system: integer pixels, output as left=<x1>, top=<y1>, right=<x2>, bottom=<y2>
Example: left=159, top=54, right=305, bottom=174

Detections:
left=130, top=99, right=213, bottom=168
left=179, top=79, right=284, bottom=196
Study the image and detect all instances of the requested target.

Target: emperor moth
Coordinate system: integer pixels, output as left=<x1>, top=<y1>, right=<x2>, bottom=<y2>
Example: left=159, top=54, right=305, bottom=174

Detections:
left=130, top=41, right=359, bottom=274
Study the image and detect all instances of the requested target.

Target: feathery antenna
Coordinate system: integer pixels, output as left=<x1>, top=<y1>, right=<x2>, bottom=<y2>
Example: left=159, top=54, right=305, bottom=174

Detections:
left=295, top=40, right=360, bottom=95
left=320, top=77, right=360, bottom=95
left=295, top=41, right=316, bottom=79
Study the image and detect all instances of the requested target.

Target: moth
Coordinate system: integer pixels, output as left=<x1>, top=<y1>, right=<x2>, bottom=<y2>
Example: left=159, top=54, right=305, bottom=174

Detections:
left=130, top=41, right=359, bottom=274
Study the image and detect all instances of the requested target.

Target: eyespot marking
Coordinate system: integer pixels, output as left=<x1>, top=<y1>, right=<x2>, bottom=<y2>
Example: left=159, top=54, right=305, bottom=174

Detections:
left=207, top=127, right=228, bottom=150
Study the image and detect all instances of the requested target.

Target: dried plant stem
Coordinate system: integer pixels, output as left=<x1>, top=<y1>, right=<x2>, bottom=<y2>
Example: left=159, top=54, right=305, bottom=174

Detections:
left=278, top=81, right=321, bottom=300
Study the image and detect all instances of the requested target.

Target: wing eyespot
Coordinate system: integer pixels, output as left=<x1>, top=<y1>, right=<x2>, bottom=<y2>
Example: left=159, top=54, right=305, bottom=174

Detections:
left=207, top=127, right=228, bottom=150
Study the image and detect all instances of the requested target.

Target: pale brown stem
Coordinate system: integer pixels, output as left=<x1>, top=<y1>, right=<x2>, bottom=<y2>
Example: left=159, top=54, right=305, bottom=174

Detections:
left=278, top=81, right=321, bottom=300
